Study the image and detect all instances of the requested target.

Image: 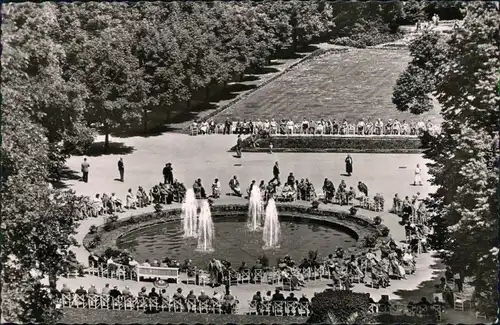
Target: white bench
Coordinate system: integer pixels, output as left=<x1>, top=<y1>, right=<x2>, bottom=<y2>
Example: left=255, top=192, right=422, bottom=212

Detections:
left=136, top=266, right=179, bottom=283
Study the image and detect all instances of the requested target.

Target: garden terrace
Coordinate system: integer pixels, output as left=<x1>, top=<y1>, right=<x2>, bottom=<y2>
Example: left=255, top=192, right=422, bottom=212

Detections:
left=214, top=48, right=442, bottom=123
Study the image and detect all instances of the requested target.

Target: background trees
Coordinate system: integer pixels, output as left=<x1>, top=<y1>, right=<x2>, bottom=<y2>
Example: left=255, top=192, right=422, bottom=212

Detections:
left=392, top=2, right=499, bottom=316
left=1, top=1, right=426, bottom=322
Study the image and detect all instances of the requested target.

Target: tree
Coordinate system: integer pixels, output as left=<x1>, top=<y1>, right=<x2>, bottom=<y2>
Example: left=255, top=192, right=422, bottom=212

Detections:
left=75, top=25, right=141, bottom=151
left=392, top=2, right=499, bottom=316
left=3, top=3, right=94, bottom=175
left=1, top=94, right=83, bottom=324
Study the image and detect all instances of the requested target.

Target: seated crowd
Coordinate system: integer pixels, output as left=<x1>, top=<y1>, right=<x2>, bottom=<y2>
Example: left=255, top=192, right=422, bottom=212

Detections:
left=191, top=118, right=440, bottom=136
left=58, top=283, right=239, bottom=314
left=80, top=180, right=188, bottom=218
left=248, top=289, right=311, bottom=316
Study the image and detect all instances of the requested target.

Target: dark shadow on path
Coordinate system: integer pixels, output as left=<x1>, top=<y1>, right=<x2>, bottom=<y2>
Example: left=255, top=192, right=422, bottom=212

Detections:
left=51, top=166, right=80, bottom=189
left=391, top=254, right=445, bottom=302
left=83, top=141, right=135, bottom=157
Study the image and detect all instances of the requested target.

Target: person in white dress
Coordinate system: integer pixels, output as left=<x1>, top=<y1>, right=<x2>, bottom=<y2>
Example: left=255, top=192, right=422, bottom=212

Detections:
left=414, top=164, right=422, bottom=186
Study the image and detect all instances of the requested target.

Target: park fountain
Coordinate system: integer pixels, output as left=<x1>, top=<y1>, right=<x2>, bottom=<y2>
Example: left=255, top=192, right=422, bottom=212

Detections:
left=196, top=200, right=214, bottom=252
left=263, top=197, right=281, bottom=249
left=247, top=186, right=263, bottom=231
left=182, top=188, right=198, bottom=238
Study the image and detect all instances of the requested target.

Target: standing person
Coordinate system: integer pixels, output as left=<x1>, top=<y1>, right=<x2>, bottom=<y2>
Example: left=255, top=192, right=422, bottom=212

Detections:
left=163, top=163, right=173, bottom=184
left=269, top=140, right=273, bottom=154
left=236, top=135, right=242, bottom=158
left=224, top=119, right=231, bottom=135
left=81, top=158, right=90, bottom=183
left=345, top=155, right=353, bottom=176
left=414, top=164, right=423, bottom=186
left=117, top=158, right=124, bottom=182
left=270, top=162, right=280, bottom=184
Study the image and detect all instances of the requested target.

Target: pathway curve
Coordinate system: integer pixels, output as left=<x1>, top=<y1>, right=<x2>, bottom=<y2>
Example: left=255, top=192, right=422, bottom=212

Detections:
left=58, top=196, right=441, bottom=315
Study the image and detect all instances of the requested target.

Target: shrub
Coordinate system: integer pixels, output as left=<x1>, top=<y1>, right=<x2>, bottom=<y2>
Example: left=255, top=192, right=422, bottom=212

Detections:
left=378, top=224, right=390, bottom=237
left=103, top=214, right=119, bottom=232
left=308, top=290, right=372, bottom=323
left=89, top=225, right=98, bottom=234
left=349, top=206, right=358, bottom=216
left=361, top=233, right=378, bottom=248
left=311, top=200, right=319, bottom=209
left=154, top=203, right=163, bottom=213
left=373, top=216, right=382, bottom=225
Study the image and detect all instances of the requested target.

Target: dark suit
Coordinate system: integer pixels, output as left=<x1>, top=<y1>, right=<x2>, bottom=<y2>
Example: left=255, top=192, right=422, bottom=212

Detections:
left=118, top=160, right=124, bottom=181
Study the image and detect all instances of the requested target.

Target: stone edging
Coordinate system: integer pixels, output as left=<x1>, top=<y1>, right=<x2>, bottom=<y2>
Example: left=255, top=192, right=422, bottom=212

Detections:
left=183, top=47, right=351, bottom=132
left=83, top=203, right=390, bottom=261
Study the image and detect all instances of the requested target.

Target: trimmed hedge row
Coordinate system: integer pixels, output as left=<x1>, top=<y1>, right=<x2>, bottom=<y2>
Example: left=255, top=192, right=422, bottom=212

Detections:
left=232, top=135, right=423, bottom=153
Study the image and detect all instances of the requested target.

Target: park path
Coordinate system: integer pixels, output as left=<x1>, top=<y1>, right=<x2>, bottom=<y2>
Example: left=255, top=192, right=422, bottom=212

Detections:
left=55, top=195, right=442, bottom=315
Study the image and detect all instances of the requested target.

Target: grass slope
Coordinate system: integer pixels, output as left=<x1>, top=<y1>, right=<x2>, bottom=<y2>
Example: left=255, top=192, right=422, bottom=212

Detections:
left=215, top=49, right=441, bottom=123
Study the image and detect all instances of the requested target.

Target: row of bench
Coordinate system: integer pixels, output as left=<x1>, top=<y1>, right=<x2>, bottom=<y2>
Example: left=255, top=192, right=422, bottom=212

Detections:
left=59, top=293, right=239, bottom=314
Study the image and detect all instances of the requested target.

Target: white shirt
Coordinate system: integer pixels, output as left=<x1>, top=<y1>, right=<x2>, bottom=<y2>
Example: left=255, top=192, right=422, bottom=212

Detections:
left=270, top=121, right=277, bottom=127
left=286, top=121, right=294, bottom=128
left=358, top=121, right=365, bottom=127
left=415, top=167, right=421, bottom=175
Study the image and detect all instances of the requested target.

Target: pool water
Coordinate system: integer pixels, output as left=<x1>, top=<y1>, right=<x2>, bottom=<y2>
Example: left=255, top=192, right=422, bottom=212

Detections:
left=117, top=216, right=356, bottom=268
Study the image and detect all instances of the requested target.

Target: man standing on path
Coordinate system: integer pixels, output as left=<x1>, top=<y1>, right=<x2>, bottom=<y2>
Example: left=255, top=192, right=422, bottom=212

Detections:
left=236, top=135, right=242, bottom=158
left=163, top=163, right=173, bottom=184
left=81, top=158, right=90, bottom=183
left=118, top=158, right=124, bottom=182
left=345, top=154, right=353, bottom=176
left=269, top=161, right=280, bottom=184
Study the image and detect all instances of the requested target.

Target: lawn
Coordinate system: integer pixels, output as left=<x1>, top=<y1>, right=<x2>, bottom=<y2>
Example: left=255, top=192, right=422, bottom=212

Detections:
left=60, top=309, right=308, bottom=324
left=215, top=48, right=441, bottom=123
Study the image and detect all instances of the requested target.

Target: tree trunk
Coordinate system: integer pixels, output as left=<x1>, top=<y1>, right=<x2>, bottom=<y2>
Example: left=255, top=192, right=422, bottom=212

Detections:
left=143, top=108, right=148, bottom=135
left=48, top=274, right=57, bottom=289
left=239, top=73, right=245, bottom=82
left=205, top=86, right=210, bottom=101
left=166, top=108, right=172, bottom=123
left=104, top=127, right=110, bottom=153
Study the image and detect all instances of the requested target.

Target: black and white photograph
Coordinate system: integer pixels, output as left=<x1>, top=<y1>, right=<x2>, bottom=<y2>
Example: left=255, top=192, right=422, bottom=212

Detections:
left=1, top=1, right=499, bottom=324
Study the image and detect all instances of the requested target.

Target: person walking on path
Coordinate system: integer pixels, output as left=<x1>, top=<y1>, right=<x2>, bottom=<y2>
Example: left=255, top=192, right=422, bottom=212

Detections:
left=414, top=164, right=423, bottom=186
left=118, top=158, right=124, bottom=182
left=163, top=163, right=173, bottom=184
left=269, top=161, right=280, bottom=184
left=345, top=155, right=353, bottom=176
left=81, top=158, right=90, bottom=183
left=236, top=135, right=242, bottom=158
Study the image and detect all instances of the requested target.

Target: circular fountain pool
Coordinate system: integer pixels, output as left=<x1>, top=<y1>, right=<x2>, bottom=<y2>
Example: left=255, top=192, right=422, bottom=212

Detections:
left=117, top=215, right=356, bottom=268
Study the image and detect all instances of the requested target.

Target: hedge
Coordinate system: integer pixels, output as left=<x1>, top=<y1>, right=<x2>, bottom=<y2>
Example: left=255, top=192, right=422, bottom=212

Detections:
left=231, top=135, right=423, bottom=153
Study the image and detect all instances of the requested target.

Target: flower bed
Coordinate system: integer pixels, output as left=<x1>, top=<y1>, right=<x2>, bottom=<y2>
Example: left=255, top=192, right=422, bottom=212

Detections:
left=231, top=135, right=423, bottom=153
left=83, top=203, right=391, bottom=259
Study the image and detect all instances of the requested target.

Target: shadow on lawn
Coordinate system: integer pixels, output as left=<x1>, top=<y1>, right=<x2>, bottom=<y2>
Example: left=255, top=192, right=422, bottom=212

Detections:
left=83, top=141, right=136, bottom=157
left=251, top=67, right=280, bottom=75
